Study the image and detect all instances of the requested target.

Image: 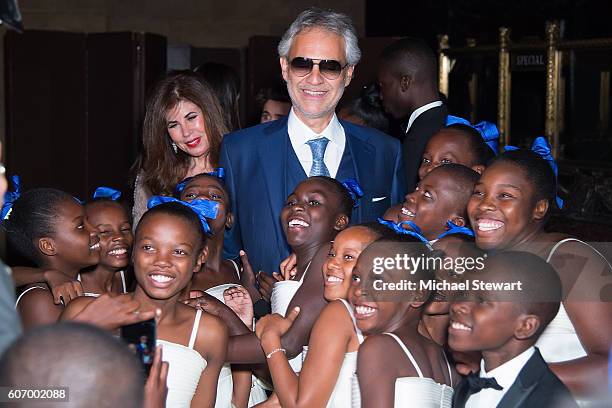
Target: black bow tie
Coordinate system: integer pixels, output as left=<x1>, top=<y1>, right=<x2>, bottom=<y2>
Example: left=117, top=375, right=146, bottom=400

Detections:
left=467, top=373, right=504, bottom=395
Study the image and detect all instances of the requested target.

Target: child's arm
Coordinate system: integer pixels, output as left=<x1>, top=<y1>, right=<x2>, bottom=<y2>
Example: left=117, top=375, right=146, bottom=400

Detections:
left=12, top=266, right=83, bottom=304
left=356, top=335, right=401, bottom=408
left=191, top=313, right=229, bottom=408
left=548, top=241, right=612, bottom=395
left=226, top=244, right=329, bottom=363
left=16, top=288, right=63, bottom=331
left=258, top=301, right=353, bottom=408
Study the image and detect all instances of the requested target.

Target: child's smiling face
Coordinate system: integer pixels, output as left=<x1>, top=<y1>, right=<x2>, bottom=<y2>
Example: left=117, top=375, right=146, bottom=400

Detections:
left=49, top=199, right=101, bottom=269
left=133, top=212, right=203, bottom=301
left=468, top=161, right=544, bottom=251
left=419, top=129, right=477, bottom=180
left=86, top=202, right=132, bottom=270
left=400, top=169, right=465, bottom=240
left=180, top=175, right=232, bottom=235
left=281, top=178, right=347, bottom=249
left=322, top=226, right=379, bottom=301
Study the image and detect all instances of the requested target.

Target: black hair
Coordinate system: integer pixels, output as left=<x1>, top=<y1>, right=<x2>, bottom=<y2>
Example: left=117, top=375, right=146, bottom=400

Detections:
left=136, top=202, right=206, bottom=251
left=0, top=323, right=143, bottom=408
left=380, top=37, right=437, bottom=90
left=445, top=123, right=495, bottom=165
left=340, top=83, right=390, bottom=133
left=491, top=148, right=557, bottom=211
left=308, top=176, right=355, bottom=219
left=194, top=62, right=241, bottom=131
left=483, top=251, right=561, bottom=337
left=176, top=173, right=232, bottom=212
left=428, top=163, right=480, bottom=218
left=2, top=188, right=75, bottom=266
left=86, top=197, right=129, bottom=219
left=256, top=84, right=291, bottom=107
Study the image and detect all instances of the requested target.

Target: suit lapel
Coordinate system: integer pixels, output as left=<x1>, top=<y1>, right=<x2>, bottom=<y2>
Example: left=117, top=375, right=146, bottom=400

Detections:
left=497, top=350, right=545, bottom=408
left=342, top=123, right=374, bottom=223
left=256, top=119, right=290, bottom=224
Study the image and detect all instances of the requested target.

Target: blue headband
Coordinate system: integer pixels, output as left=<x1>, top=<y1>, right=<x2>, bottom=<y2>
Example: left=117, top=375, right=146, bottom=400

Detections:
left=1, top=175, right=20, bottom=220
left=146, top=196, right=219, bottom=235
left=175, top=168, right=226, bottom=194
left=93, top=187, right=122, bottom=201
left=504, top=136, right=563, bottom=209
left=341, top=178, right=364, bottom=208
left=436, top=220, right=475, bottom=241
left=445, top=115, right=500, bottom=155
left=377, top=218, right=433, bottom=250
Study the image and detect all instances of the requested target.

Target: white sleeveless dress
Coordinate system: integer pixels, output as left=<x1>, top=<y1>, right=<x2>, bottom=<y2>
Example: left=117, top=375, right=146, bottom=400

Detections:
left=536, top=238, right=611, bottom=362
left=76, top=270, right=128, bottom=297
left=383, top=332, right=454, bottom=408
left=327, top=298, right=364, bottom=408
left=158, top=309, right=207, bottom=408
left=271, top=261, right=311, bottom=373
left=204, top=260, right=268, bottom=408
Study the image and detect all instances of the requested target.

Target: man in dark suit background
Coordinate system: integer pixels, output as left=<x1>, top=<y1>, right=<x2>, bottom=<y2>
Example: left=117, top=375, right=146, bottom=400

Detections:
left=377, top=38, right=447, bottom=191
left=220, top=8, right=406, bottom=275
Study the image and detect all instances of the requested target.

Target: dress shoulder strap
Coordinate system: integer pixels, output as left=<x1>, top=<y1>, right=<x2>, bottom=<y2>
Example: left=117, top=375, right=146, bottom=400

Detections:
left=188, top=309, right=203, bottom=349
left=443, top=350, right=453, bottom=385
left=338, top=298, right=364, bottom=343
left=15, top=285, right=48, bottom=307
left=119, top=270, right=127, bottom=293
left=382, top=332, right=424, bottom=378
left=229, top=259, right=241, bottom=280
left=298, top=261, right=312, bottom=284
left=546, top=238, right=612, bottom=269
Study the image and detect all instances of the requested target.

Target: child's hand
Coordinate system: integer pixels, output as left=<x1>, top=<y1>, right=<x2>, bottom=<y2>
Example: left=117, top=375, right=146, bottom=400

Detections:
left=279, top=253, right=298, bottom=280
left=451, top=349, right=481, bottom=376
left=239, top=250, right=265, bottom=301
left=144, top=345, right=169, bottom=408
left=256, top=306, right=300, bottom=342
left=43, top=269, right=83, bottom=305
left=223, top=286, right=254, bottom=328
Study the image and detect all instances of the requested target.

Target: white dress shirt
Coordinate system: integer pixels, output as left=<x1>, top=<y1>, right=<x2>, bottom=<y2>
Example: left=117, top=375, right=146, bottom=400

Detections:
left=405, top=100, right=444, bottom=133
left=465, top=347, right=535, bottom=408
left=287, top=108, right=346, bottom=178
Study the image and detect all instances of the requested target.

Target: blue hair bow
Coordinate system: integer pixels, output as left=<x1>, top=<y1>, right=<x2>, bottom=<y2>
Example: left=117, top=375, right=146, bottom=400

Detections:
left=341, top=178, right=364, bottom=208
left=377, top=218, right=433, bottom=250
left=1, top=175, right=20, bottom=220
left=146, top=196, right=219, bottom=235
left=504, top=136, right=563, bottom=209
left=175, top=168, right=226, bottom=194
left=436, top=220, right=475, bottom=240
left=93, top=187, right=122, bottom=201
left=446, top=115, right=499, bottom=155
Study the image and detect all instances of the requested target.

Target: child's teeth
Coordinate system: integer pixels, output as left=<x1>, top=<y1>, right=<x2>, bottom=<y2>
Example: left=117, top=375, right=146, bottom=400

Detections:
left=326, top=276, right=343, bottom=283
left=151, top=274, right=173, bottom=283
left=355, top=305, right=375, bottom=315
left=90, top=242, right=100, bottom=250
left=288, top=219, right=310, bottom=227
left=401, top=207, right=415, bottom=217
left=451, top=321, right=471, bottom=331
left=109, top=248, right=127, bottom=255
left=477, top=220, right=504, bottom=231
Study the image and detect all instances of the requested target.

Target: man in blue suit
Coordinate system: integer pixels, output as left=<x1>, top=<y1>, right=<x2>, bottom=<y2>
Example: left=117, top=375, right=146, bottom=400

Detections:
left=220, top=8, right=406, bottom=275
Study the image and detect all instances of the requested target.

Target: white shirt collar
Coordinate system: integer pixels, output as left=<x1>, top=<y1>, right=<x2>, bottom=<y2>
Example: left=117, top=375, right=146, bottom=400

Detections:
left=406, top=100, right=443, bottom=133
left=287, top=108, right=343, bottom=145
left=480, top=346, right=535, bottom=390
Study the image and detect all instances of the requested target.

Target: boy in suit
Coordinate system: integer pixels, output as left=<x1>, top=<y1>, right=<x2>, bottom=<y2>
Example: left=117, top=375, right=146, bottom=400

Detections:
left=449, top=251, right=577, bottom=408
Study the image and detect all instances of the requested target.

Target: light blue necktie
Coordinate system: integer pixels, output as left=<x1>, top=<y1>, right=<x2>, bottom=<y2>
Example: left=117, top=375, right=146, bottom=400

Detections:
left=306, top=137, right=330, bottom=177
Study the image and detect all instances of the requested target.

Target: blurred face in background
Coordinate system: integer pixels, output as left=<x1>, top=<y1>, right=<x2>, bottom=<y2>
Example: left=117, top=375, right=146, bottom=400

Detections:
left=260, top=99, right=291, bottom=123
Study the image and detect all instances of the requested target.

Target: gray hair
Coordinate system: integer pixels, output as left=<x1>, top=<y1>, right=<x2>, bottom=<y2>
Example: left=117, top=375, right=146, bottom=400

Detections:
left=278, top=7, right=361, bottom=66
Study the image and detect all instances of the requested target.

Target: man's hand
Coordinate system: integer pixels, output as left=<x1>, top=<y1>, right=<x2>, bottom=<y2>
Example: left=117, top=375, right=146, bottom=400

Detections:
left=72, top=293, right=159, bottom=330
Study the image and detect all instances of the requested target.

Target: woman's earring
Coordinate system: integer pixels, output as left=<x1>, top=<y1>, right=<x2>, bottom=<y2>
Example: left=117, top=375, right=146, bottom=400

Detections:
left=172, top=142, right=178, bottom=154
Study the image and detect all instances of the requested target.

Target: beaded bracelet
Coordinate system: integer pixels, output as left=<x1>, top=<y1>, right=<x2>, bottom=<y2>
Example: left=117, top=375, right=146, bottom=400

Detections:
left=266, top=348, right=286, bottom=359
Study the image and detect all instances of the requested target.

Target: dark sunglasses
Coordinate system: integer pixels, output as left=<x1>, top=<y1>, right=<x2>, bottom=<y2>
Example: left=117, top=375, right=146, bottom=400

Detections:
left=289, top=57, right=349, bottom=80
